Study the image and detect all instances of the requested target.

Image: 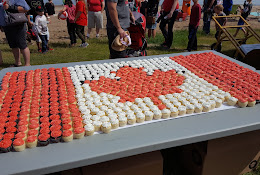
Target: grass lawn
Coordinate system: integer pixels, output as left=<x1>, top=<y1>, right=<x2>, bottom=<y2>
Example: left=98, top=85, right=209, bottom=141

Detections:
left=1, top=28, right=259, bottom=70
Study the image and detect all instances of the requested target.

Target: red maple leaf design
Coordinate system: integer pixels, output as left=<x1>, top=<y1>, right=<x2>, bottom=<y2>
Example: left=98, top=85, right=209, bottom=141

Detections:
left=84, top=66, right=185, bottom=110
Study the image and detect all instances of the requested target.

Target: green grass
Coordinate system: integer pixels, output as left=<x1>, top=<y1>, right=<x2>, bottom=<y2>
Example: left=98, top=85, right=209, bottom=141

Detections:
left=0, top=28, right=259, bottom=70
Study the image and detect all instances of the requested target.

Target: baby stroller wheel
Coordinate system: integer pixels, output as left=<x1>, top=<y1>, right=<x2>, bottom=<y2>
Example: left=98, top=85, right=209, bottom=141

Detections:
left=211, top=43, right=222, bottom=52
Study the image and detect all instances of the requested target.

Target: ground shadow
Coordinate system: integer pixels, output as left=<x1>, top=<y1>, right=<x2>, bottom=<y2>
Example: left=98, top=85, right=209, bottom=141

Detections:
left=49, top=42, right=69, bottom=48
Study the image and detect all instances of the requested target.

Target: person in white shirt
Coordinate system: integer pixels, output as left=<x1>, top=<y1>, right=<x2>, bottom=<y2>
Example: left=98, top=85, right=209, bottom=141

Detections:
left=35, top=5, right=49, bottom=53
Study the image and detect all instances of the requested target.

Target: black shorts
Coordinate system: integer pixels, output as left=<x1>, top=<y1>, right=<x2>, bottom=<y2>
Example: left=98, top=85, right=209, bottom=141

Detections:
left=4, top=24, right=27, bottom=49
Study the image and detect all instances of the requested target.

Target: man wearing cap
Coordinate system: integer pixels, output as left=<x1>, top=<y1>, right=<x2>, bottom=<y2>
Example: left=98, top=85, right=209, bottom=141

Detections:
left=105, top=0, right=135, bottom=59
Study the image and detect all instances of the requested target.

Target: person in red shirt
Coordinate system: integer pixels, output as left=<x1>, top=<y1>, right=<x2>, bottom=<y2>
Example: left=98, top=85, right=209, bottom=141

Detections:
left=159, top=0, right=179, bottom=49
left=75, top=0, right=89, bottom=47
left=187, top=0, right=201, bottom=51
left=87, top=0, right=104, bottom=38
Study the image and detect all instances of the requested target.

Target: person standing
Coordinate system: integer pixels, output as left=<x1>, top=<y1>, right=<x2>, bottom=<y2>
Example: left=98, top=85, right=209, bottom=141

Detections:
left=87, top=0, right=104, bottom=38
left=234, top=0, right=253, bottom=37
left=214, top=5, right=226, bottom=40
left=58, top=0, right=77, bottom=47
left=45, top=0, right=55, bottom=16
left=202, top=0, right=217, bottom=34
left=145, top=0, right=159, bottom=38
left=26, top=0, right=52, bottom=52
left=75, top=0, right=89, bottom=47
left=0, top=0, right=31, bottom=67
left=223, top=0, right=233, bottom=15
left=187, top=0, right=201, bottom=52
left=35, top=6, right=49, bottom=53
left=159, top=0, right=179, bottom=49
left=105, top=0, right=135, bottom=59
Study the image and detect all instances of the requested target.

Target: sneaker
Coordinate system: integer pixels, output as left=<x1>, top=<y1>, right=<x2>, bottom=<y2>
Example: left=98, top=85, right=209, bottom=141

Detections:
left=162, top=45, right=170, bottom=50
left=96, top=34, right=99, bottom=38
left=86, top=34, right=90, bottom=39
left=38, top=48, right=42, bottom=53
left=80, top=43, right=89, bottom=48
left=47, top=47, right=54, bottom=51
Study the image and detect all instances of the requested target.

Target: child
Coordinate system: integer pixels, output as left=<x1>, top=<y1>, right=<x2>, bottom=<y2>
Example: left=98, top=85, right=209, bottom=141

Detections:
left=35, top=5, right=49, bottom=53
left=234, top=0, right=253, bottom=37
left=145, top=0, right=159, bottom=39
left=214, top=5, right=226, bottom=40
left=58, top=0, right=76, bottom=47
left=187, top=0, right=201, bottom=52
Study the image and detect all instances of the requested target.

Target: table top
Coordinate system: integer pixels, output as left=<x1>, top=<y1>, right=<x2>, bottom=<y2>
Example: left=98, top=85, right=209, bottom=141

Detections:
left=0, top=51, right=259, bottom=175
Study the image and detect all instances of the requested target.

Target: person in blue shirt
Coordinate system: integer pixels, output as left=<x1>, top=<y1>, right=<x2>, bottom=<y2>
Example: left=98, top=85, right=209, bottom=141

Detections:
left=0, top=0, right=31, bottom=67
left=223, top=0, right=233, bottom=15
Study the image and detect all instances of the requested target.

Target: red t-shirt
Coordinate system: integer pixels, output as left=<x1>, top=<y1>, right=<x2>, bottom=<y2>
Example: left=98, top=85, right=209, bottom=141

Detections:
left=162, top=0, right=179, bottom=12
left=76, top=1, right=88, bottom=26
left=189, top=4, right=201, bottom=28
left=87, top=0, right=104, bottom=12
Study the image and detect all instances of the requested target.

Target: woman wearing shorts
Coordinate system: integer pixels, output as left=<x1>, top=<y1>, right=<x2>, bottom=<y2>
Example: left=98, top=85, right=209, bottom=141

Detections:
left=87, top=0, right=104, bottom=38
left=145, top=0, right=159, bottom=38
left=0, top=0, right=31, bottom=67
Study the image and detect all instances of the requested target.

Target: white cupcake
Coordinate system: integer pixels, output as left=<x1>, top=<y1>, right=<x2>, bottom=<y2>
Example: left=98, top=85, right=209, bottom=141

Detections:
left=101, top=122, right=112, bottom=133
left=194, top=103, right=203, bottom=113
left=161, top=109, right=171, bottom=119
left=136, top=112, right=145, bottom=123
left=153, top=110, right=162, bottom=120
left=209, top=100, right=216, bottom=110
left=186, top=104, right=195, bottom=114
left=91, top=107, right=100, bottom=115
left=224, top=92, right=231, bottom=101
left=83, top=119, right=93, bottom=125
left=84, top=124, right=95, bottom=136
left=170, top=107, right=179, bottom=117
left=144, top=111, right=153, bottom=121
left=82, top=114, right=92, bottom=120
left=91, top=115, right=100, bottom=121
left=118, top=116, right=127, bottom=127
left=93, top=121, right=102, bottom=131
left=178, top=106, right=186, bottom=116
left=110, top=119, right=119, bottom=129
left=202, top=103, right=211, bottom=112
left=227, top=97, right=238, bottom=106
left=215, top=98, right=222, bottom=108
left=100, top=116, right=110, bottom=123
left=127, top=114, right=136, bottom=125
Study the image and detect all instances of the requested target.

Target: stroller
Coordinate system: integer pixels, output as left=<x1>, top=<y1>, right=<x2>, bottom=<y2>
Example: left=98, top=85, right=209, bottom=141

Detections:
left=26, top=29, right=37, bottom=43
left=127, top=11, right=147, bottom=57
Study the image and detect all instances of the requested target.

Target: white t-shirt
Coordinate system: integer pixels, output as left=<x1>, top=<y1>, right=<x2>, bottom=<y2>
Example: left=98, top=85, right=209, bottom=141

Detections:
left=35, top=15, right=49, bottom=35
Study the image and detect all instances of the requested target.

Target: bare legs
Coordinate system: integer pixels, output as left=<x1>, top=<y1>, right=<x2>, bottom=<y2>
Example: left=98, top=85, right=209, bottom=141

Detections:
left=87, top=28, right=101, bottom=38
left=21, top=47, right=31, bottom=66
left=12, top=47, right=31, bottom=66
left=12, top=48, right=22, bottom=66
left=148, top=29, right=156, bottom=38
left=234, top=28, right=246, bottom=37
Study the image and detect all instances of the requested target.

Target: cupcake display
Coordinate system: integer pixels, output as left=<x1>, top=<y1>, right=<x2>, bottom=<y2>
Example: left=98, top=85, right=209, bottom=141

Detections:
left=0, top=52, right=259, bottom=153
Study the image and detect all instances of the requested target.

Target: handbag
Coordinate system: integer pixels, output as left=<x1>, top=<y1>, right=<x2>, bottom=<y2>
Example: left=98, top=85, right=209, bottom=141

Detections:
left=5, top=11, right=28, bottom=26
left=146, top=16, right=156, bottom=24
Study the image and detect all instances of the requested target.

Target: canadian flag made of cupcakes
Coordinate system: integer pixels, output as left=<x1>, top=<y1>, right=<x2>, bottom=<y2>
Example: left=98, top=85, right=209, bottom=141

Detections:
left=0, top=52, right=259, bottom=153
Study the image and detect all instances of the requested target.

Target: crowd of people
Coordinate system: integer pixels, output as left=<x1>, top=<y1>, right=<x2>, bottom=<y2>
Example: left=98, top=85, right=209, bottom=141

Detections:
left=0, top=0, right=254, bottom=66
